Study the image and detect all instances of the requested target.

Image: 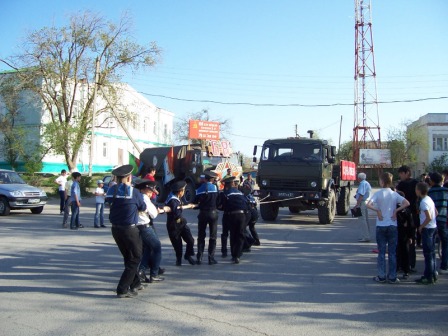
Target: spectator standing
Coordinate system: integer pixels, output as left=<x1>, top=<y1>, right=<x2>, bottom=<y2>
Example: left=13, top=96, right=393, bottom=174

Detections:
left=396, top=190, right=414, bottom=279
left=143, top=166, right=159, bottom=202
left=55, top=169, right=67, bottom=214
left=395, top=165, right=420, bottom=271
left=62, top=175, right=73, bottom=228
left=428, top=172, right=448, bottom=274
left=242, top=173, right=255, bottom=193
left=69, top=172, right=82, bottom=230
left=415, top=182, right=438, bottom=285
left=367, top=172, right=410, bottom=284
left=353, top=173, right=372, bottom=242
left=442, top=169, right=448, bottom=188
left=94, top=180, right=106, bottom=228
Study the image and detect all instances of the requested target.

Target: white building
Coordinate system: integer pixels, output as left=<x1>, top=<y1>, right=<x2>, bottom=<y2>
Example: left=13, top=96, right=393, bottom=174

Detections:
left=409, top=113, right=448, bottom=175
left=0, top=75, right=174, bottom=173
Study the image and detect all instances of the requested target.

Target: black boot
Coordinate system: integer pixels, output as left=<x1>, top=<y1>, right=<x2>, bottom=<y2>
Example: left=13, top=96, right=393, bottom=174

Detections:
left=138, top=269, right=150, bottom=283
left=221, top=235, right=228, bottom=258
left=196, top=243, right=204, bottom=265
left=208, top=239, right=218, bottom=264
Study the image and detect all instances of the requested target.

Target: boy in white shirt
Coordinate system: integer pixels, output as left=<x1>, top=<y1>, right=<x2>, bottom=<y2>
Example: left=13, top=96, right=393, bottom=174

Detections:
left=415, top=182, right=438, bottom=285
left=367, top=172, right=410, bottom=284
left=55, top=169, right=67, bottom=214
left=94, top=180, right=106, bottom=228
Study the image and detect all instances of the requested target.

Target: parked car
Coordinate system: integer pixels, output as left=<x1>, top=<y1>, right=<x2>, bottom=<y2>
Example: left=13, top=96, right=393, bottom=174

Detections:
left=0, top=169, right=48, bottom=216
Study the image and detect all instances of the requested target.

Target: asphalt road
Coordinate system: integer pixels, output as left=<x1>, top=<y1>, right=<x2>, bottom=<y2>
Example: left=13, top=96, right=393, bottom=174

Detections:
left=1, top=193, right=447, bottom=336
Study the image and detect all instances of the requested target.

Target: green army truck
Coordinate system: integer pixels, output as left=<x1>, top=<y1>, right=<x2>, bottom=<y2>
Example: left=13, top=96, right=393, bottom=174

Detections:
left=140, top=142, right=242, bottom=204
left=253, top=136, right=356, bottom=224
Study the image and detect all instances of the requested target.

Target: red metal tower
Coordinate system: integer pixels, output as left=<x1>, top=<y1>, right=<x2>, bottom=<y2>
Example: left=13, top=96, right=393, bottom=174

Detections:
left=353, top=0, right=381, bottom=165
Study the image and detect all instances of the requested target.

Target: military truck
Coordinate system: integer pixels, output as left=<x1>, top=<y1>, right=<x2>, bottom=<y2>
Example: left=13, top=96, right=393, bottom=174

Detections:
left=140, top=141, right=242, bottom=203
left=253, top=136, right=356, bottom=224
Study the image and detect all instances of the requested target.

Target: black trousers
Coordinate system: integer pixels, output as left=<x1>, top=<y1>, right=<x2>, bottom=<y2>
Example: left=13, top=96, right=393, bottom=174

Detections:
left=228, top=213, right=247, bottom=259
left=197, top=210, right=218, bottom=255
left=221, top=213, right=230, bottom=254
left=111, top=226, right=142, bottom=295
left=397, top=225, right=411, bottom=274
left=247, top=207, right=259, bottom=241
left=167, top=219, right=195, bottom=262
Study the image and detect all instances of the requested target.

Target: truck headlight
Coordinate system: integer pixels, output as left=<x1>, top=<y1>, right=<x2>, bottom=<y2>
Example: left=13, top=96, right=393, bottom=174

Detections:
left=310, top=181, right=317, bottom=188
left=261, top=179, right=268, bottom=186
left=40, top=190, right=47, bottom=197
left=10, top=190, right=25, bottom=197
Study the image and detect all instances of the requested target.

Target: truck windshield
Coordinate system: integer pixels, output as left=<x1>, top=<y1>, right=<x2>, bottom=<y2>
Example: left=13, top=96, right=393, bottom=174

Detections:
left=0, top=171, right=26, bottom=184
left=261, top=143, right=323, bottom=162
left=202, top=154, right=223, bottom=168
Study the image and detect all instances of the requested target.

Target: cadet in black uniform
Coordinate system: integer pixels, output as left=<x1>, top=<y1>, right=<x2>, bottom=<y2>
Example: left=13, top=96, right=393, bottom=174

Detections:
left=194, top=171, right=219, bottom=265
left=218, top=176, right=248, bottom=264
left=164, top=181, right=196, bottom=266
left=246, top=192, right=260, bottom=246
left=106, top=164, right=146, bottom=298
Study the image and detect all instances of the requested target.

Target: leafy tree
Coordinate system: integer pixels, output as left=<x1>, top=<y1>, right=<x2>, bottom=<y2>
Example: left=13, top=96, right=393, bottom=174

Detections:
left=0, top=74, right=28, bottom=169
left=386, top=121, right=428, bottom=167
left=1, top=11, right=160, bottom=171
left=173, top=109, right=232, bottom=146
left=429, top=153, right=448, bottom=173
left=337, top=140, right=353, bottom=162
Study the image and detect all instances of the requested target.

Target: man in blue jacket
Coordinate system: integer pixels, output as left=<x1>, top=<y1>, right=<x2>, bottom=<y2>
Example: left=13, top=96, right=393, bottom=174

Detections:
left=106, top=164, right=147, bottom=298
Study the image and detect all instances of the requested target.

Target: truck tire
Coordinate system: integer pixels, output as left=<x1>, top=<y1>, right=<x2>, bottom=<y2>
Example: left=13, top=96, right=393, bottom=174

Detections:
left=336, top=187, right=351, bottom=216
left=260, top=203, right=279, bottom=221
left=0, top=197, right=11, bottom=216
left=183, top=182, right=196, bottom=204
left=318, top=190, right=336, bottom=224
left=155, top=180, right=169, bottom=203
left=30, top=206, right=44, bottom=214
left=288, top=206, right=300, bottom=214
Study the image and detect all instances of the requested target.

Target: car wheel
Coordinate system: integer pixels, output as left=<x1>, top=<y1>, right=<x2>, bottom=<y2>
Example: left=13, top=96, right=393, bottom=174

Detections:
left=30, top=206, right=44, bottom=214
left=0, top=197, right=11, bottom=216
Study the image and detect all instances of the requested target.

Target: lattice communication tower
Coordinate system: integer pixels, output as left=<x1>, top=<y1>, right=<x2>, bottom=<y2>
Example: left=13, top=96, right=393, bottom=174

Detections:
left=353, top=0, right=381, bottom=165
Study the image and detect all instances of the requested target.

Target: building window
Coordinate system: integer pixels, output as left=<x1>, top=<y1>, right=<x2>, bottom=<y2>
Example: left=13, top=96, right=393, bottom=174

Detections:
left=164, top=124, right=168, bottom=137
left=103, top=142, right=108, bottom=157
left=143, top=119, right=148, bottom=133
left=433, top=136, right=448, bottom=151
left=153, top=121, right=157, bottom=134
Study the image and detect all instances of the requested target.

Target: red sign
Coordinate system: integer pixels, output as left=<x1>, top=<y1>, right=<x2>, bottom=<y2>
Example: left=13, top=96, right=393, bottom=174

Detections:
left=189, top=120, right=220, bottom=140
left=207, top=140, right=231, bottom=157
left=340, top=160, right=357, bottom=181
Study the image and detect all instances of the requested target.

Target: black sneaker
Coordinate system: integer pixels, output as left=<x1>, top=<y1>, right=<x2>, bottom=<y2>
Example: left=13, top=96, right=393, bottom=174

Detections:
left=117, top=291, right=138, bottom=298
left=130, top=285, right=145, bottom=293
left=388, top=278, right=400, bottom=284
left=158, top=268, right=166, bottom=275
left=415, top=276, right=434, bottom=285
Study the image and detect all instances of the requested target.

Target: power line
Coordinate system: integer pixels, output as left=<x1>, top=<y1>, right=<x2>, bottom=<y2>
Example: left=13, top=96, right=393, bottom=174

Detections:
left=135, top=91, right=448, bottom=107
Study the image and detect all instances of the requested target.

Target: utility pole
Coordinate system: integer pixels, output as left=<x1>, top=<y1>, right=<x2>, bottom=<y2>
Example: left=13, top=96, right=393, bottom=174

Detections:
left=353, top=0, right=381, bottom=165
left=88, top=58, right=100, bottom=176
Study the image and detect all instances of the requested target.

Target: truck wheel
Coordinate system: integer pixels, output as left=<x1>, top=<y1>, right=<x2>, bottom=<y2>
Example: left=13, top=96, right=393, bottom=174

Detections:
left=183, top=182, right=196, bottom=204
left=155, top=180, right=168, bottom=203
left=260, top=203, right=279, bottom=221
left=288, top=206, right=300, bottom=214
left=336, top=187, right=351, bottom=216
left=0, top=197, right=11, bottom=216
left=30, top=206, right=44, bottom=214
left=318, top=190, right=336, bottom=224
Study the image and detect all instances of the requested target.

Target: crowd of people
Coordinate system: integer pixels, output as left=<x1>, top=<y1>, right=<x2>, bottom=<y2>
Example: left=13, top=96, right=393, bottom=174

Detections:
left=353, top=166, right=448, bottom=285
left=101, top=164, right=260, bottom=298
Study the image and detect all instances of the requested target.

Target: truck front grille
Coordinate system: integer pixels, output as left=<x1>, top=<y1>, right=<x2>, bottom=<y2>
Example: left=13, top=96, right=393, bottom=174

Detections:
left=269, top=179, right=310, bottom=190
left=24, top=192, right=41, bottom=197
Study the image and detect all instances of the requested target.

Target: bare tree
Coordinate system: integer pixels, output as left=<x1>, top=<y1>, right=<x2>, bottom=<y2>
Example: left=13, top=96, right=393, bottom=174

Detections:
left=173, top=109, right=232, bottom=146
left=1, top=11, right=160, bottom=171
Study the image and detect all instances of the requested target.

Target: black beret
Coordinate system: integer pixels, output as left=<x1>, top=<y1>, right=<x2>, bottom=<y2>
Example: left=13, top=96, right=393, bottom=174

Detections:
left=112, top=164, right=134, bottom=177
left=134, top=179, right=157, bottom=190
left=222, top=176, right=236, bottom=184
left=204, top=171, right=218, bottom=179
left=171, top=180, right=187, bottom=193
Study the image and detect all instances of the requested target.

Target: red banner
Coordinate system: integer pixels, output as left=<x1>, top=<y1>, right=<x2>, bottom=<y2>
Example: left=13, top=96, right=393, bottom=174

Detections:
left=189, top=120, right=220, bottom=140
left=340, top=160, right=357, bottom=181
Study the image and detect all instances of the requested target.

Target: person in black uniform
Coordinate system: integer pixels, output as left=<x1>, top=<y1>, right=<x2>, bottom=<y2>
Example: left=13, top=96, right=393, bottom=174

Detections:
left=395, top=165, right=419, bottom=272
left=194, top=171, right=219, bottom=265
left=218, top=176, right=248, bottom=264
left=106, top=164, right=146, bottom=299
left=163, top=181, right=196, bottom=266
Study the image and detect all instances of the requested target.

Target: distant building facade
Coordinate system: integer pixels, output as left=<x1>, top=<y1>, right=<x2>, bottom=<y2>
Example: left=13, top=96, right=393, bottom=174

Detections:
left=409, top=113, right=448, bottom=175
left=0, top=76, right=173, bottom=173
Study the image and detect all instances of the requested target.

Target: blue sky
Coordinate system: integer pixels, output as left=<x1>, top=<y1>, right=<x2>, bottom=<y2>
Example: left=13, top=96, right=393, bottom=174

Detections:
left=1, top=0, right=447, bottom=156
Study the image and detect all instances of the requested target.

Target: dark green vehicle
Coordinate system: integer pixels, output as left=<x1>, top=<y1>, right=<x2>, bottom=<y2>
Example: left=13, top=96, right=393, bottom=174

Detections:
left=253, top=137, right=356, bottom=224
